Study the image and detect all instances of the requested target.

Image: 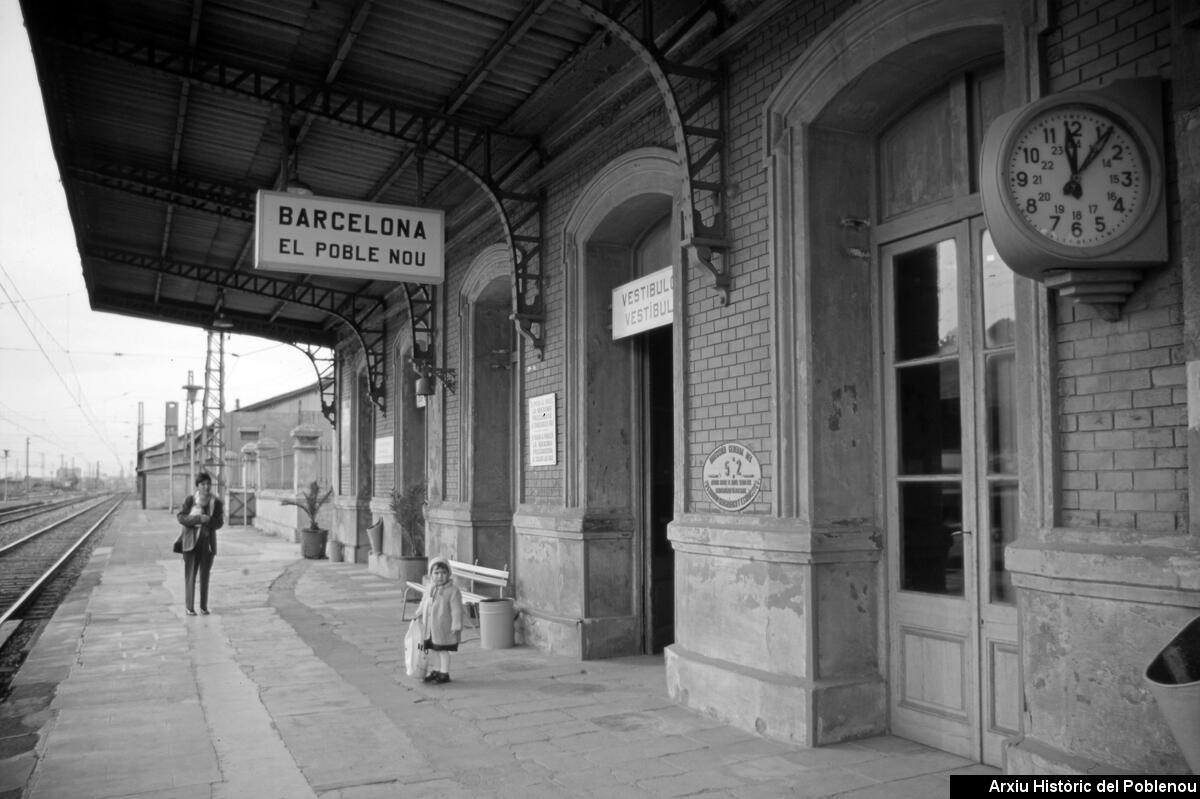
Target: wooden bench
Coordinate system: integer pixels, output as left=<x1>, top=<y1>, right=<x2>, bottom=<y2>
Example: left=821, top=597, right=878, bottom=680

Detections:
left=401, top=559, right=511, bottom=627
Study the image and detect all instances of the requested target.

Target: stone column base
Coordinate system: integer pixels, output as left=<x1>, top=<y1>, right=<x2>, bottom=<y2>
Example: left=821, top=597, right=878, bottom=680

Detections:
left=665, top=643, right=885, bottom=746
left=513, top=506, right=638, bottom=660
left=666, top=514, right=885, bottom=746
left=1007, top=531, right=1200, bottom=774
left=518, top=606, right=638, bottom=660
left=1005, top=737, right=1141, bottom=776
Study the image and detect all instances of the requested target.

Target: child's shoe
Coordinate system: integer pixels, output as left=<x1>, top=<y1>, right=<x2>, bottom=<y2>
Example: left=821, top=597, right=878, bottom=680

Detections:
left=423, top=671, right=440, bottom=683
left=434, top=672, right=451, bottom=684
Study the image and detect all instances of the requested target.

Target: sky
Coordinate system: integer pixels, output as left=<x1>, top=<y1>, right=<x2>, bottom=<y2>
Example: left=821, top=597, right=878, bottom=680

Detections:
left=0, top=2, right=315, bottom=482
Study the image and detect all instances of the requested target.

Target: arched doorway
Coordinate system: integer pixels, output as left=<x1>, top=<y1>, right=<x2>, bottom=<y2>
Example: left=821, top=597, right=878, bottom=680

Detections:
left=461, top=245, right=518, bottom=569
left=394, top=328, right=427, bottom=568
left=634, top=216, right=675, bottom=653
left=353, top=366, right=374, bottom=561
left=560, top=147, right=681, bottom=657
left=765, top=0, right=1032, bottom=764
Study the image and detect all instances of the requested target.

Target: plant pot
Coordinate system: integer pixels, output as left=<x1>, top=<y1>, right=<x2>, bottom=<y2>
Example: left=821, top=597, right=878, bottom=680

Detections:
left=398, top=556, right=427, bottom=583
left=301, top=527, right=328, bottom=559
left=327, top=538, right=344, bottom=562
left=1145, top=614, right=1200, bottom=773
left=367, top=520, right=384, bottom=555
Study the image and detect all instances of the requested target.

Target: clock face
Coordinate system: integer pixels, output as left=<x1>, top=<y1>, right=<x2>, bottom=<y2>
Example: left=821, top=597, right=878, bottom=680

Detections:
left=1004, top=104, right=1149, bottom=249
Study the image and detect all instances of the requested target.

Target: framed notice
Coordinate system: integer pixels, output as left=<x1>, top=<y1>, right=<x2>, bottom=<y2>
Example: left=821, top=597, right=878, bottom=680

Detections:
left=528, top=393, right=557, bottom=466
left=339, top=399, right=352, bottom=466
left=374, top=436, right=394, bottom=465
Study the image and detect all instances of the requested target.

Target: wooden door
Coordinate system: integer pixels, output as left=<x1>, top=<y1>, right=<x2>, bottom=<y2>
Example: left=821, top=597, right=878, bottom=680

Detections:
left=883, top=219, right=1019, bottom=765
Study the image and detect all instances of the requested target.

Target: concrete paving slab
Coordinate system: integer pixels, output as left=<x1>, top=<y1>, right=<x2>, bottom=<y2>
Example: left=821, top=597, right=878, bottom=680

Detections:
left=0, top=507, right=999, bottom=798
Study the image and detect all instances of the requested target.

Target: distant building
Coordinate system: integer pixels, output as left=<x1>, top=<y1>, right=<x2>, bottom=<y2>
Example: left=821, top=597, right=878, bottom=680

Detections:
left=137, top=383, right=332, bottom=511
left=54, top=466, right=81, bottom=490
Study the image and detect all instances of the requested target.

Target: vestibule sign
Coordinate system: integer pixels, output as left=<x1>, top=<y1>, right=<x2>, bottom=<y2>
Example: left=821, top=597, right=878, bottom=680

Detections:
left=255, top=190, right=445, bottom=283
left=703, top=442, right=762, bottom=512
left=612, top=266, right=672, bottom=339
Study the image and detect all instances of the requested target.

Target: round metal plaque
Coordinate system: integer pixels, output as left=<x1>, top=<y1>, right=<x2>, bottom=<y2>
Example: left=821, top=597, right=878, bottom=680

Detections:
left=703, top=442, right=762, bottom=512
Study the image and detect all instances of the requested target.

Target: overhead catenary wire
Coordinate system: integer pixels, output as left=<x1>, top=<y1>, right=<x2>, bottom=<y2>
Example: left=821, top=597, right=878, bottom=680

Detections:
left=0, top=263, right=124, bottom=467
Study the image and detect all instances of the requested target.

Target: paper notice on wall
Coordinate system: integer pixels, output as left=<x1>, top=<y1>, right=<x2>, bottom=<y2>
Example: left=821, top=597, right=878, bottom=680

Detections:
left=528, top=393, right=556, bottom=466
left=374, top=436, right=394, bottom=465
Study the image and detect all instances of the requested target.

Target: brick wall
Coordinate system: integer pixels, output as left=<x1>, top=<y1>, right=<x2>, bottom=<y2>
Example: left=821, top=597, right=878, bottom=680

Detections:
left=1043, top=0, right=1184, bottom=530
left=420, top=1, right=853, bottom=514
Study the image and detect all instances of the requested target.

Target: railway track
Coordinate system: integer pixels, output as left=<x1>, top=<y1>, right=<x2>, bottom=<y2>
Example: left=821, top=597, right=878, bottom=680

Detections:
left=0, top=494, right=124, bottom=697
left=0, top=496, right=89, bottom=526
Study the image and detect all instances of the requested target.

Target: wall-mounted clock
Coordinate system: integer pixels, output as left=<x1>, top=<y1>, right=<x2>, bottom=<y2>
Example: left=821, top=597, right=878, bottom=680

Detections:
left=980, top=79, right=1167, bottom=283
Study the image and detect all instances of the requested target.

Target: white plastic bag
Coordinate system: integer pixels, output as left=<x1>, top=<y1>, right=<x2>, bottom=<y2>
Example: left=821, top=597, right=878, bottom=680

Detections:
left=404, top=618, right=425, bottom=678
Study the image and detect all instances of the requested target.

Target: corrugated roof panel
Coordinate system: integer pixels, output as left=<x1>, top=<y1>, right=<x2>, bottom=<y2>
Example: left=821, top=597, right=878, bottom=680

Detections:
left=20, top=0, right=703, bottom=343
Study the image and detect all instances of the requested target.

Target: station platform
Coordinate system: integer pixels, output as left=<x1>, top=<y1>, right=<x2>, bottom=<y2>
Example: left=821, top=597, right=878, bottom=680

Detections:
left=0, top=504, right=995, bottom=798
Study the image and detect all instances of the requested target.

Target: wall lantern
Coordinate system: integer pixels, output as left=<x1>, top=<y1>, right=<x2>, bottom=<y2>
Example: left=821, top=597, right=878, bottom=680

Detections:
left=412, top=357, right=456, bottom=397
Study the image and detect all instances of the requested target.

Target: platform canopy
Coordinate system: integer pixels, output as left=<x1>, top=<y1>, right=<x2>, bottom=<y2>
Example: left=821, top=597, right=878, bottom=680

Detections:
left=19, top=0, right=742, bottom=353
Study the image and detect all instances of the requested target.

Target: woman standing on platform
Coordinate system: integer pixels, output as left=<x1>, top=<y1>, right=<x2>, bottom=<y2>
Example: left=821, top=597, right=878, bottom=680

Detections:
left=418, top=556, right=463, bottom=683
left=176, top=472, right=224, bottom=616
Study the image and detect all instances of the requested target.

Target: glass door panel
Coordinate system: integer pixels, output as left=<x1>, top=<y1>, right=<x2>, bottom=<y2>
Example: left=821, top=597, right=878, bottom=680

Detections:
left=894, top=240, right=959, bottom=360
left=897, top=362, right=962, bottom=475
left=900, top=481, right=963, bottom=595
left=988, top=481, right=1018, bottom=604
left=973, top=222, right=1020, bottom=765
left=978, top=230, right=1018, bottom=606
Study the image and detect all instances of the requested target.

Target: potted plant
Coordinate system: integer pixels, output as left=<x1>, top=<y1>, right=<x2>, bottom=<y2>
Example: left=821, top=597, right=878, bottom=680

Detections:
left=390, top=482, right=427, bottom=580
left=282, top=480, right=334, bottom=559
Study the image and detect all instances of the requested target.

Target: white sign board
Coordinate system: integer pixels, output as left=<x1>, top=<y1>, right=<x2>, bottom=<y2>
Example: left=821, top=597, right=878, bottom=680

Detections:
left=255, top=190, right=444, bottom=283
left=339, top=398, right=351, bottom=466
left=374, top=436, right=394, bottom=466
left=612, top=266, right=673, bottom=339
left=528, top=393, right=557, bottom=466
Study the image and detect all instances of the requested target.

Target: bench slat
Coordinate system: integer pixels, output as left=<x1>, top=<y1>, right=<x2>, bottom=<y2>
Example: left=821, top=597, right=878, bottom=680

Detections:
left=448, top=560, right=509, bottom=580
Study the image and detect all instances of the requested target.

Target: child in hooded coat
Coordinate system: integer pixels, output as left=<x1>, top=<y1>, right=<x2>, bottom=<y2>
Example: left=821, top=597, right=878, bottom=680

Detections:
left=418, top=556, right=463, bottom=683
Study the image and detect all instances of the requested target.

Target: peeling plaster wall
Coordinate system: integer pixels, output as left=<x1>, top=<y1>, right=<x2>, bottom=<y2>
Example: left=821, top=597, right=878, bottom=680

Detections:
left=675, top=551, right=810, bottom=674
left=816, top=563, right=877, bottom=679
left=1018, top=590, right=1193, bottom=773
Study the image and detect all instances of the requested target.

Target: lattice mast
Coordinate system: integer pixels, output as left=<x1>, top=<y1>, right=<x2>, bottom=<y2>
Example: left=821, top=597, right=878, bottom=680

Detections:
left=201, top=330, right=227, bottom=495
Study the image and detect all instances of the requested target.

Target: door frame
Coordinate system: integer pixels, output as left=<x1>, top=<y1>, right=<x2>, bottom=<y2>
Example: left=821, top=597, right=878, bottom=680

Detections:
left=881, top=220, right=982, bottom=759
left=880, top=217, right=1021, bottom=766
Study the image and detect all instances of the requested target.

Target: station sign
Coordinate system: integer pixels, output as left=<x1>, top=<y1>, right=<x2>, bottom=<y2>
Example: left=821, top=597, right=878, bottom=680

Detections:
left=612, top=266, right=672, bottom=339
left=255, top=190, right=444, bottom=284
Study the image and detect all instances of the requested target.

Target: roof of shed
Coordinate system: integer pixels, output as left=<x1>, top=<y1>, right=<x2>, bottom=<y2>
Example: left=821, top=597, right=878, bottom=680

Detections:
left=19, top=0, right=730, bottom=347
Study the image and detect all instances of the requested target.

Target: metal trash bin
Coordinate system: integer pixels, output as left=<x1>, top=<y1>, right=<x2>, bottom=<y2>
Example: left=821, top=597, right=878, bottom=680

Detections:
left=1145, top=615, right=1200, bottom=773
left=478, top=598, right=514, bottom=650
